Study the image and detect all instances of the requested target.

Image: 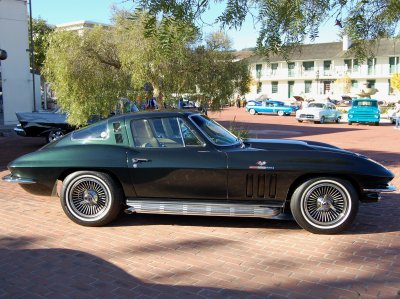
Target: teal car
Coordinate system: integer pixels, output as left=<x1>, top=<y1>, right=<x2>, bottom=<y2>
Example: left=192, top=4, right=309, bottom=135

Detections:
left=246, top=100, right=294, bottom=116
left=348, top=99, right=380, bottom=126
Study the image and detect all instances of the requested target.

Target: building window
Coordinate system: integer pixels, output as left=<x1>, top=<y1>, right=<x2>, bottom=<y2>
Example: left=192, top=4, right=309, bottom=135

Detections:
left=305, top=80, right=312, bottom=93
left=367, top=80, right=376, bottom=88
left=351, top=80, right=358, bottom=88
left=257, top=82, right=262, bottom=94
left=271, top=81, right=278, bottom=93
left=288, top=81, right=294, bottom=98
left=389, top=57, right=399, bottom=74
left=344, top=59, right=359, bottom=73
left=353, top=59, right=359, bottom=72
left=256, top=64, right=262, bottom=78
left=367, top=58, right=376, bottom=75
left=288, top=62, right=295, bottom=77
left=271, top=63, right=278, bottom=75
left=303, top=61, right=314, bottom=72
left=323, top=61, right=331, bottom=75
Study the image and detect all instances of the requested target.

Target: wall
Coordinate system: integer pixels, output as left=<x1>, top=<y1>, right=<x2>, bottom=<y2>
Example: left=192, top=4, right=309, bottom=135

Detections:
left=0, top=0, right=34, bottom=125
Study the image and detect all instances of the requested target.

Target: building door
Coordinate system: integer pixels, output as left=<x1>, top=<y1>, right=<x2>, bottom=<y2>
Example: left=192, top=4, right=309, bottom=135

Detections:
left=323, top=81, right=331, bottom=94
left=288, top=81, right=294, bottom=98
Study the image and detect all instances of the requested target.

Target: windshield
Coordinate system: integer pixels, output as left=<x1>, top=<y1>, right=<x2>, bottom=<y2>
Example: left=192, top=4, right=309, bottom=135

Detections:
left=353, top=100, right=377, bottom=107
left=308, top=103, right=324, bottom=108
left=190, top=114, right=239, bottom=146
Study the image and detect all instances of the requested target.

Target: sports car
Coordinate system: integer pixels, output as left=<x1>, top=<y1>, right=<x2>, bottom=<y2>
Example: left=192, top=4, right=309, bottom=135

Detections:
left=2, top=111, right=396, bottom=234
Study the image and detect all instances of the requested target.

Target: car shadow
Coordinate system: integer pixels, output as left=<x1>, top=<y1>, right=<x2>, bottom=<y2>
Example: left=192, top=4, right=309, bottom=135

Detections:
left=0, top=236, right=269, bottom=298
left=112, top=212, right=301, bottom=231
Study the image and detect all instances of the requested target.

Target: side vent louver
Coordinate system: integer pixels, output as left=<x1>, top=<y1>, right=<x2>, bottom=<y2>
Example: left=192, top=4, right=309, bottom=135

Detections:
left=246, top=174, right=277, bottom=199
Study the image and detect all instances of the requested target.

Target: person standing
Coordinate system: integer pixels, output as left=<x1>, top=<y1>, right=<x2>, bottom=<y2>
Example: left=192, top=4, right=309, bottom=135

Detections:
left=395, top=101, right=400, bottom=129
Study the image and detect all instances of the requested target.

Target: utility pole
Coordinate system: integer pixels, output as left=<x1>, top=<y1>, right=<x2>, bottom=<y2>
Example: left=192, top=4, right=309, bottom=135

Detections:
left=28, top=0, right=37, bottom=112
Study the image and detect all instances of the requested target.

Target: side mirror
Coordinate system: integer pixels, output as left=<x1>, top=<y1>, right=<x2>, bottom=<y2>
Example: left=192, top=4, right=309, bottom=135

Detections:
left=0, top=49, right=7, bottom=60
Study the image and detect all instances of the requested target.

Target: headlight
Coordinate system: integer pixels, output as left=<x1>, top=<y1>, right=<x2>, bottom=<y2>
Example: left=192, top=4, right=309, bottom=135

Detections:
left=374, top=114, right=379, bottom=118
left=348, top=114, right=353, bottom=118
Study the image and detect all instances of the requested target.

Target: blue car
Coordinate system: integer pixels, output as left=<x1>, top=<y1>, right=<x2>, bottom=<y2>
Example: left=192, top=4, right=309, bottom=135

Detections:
left=246, top=100, right=294, bottom=116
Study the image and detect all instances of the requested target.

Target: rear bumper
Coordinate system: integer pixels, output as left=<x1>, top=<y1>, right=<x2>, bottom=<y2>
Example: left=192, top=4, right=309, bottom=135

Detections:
left=14, top=125, right=26, bottom=137
left=2, top=174, right=35, bottom=184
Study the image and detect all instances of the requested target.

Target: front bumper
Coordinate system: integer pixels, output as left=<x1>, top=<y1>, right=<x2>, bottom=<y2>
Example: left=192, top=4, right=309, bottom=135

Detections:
left=361, top=184, right=396, bottom=202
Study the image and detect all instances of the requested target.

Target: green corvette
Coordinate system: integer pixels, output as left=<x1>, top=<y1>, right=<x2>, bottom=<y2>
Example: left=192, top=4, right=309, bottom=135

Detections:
left=2, top=111, right=396, bottom=234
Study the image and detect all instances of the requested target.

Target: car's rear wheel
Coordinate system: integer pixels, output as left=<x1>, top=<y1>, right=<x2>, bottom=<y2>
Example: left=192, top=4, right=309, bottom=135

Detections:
left=319, top=116, right=325, bottom=124
left=249, top=108, right=257, bottom=115
left=335, top=116, right=341, bottom=123
left=60, top=171, right=123, bottom=226
left=46, top=129, right=64, bottom=143
left=297, top=119, right=303, bottom=123
left=277, top=110, right=284, bottom=116
left=374, top=122, right=379, bottom=126
left=290, top=177, right=359, bottom=234
left=348, top=122, right=352, bottom=125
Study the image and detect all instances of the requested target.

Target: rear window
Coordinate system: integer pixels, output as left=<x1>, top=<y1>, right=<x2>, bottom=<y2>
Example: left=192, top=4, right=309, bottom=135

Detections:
left=72, top=120, right=109, bottom=140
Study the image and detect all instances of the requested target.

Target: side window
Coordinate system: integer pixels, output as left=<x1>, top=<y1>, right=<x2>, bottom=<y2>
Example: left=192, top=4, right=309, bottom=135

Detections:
left=130, top=117, right=204, bottom=148
left=178, top=119, right=204, bottom=147
left=131, top=119, right=161, bottom=148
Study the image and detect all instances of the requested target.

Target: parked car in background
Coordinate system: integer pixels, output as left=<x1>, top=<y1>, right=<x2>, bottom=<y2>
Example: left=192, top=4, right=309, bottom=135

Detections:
left=246, top=100, right=294, bottom=116
left=244, top=99, right=261, bottom=108
left=15, top=100, right=139, bottom=143
left=296, top=102, right=341, bottom=124
left=14, top=109, right=75, bottom=143
left=3, top=111, right=395, bottom=234
left=388, top=108, right=396, bottom=124
left=348, top=99, right=380, bottom=126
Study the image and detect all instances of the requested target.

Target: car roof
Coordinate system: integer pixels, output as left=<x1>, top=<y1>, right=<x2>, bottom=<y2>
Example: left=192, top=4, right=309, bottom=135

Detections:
left=106, top=110, right=198, bottom=122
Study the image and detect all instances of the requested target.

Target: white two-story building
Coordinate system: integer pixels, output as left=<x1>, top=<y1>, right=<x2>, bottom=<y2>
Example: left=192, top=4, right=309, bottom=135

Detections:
left=245, top=37, right=400, bottom=102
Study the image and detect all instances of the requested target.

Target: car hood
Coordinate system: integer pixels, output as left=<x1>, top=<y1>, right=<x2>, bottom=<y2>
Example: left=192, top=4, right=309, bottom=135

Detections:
left=243, top=138, right=357, bottom=156
left=296, top=107, right=323, bottom=114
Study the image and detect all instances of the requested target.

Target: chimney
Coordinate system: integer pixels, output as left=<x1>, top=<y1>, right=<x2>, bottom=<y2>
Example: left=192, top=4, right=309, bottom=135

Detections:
left=343, top=35, right=352, bottom=51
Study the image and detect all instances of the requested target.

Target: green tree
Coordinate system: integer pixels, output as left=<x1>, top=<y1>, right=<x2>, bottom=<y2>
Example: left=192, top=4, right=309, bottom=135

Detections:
left=29, top=17, right=54, bottom=72
left=133, top=0, right=400, bottom=60
left=187, top=31, right=251, bottom=109
left=115, top=12, right=198, bottom=107
left=43, top=12, right=250, bottom=125
left=43, top=27, right=131, bottom=125
left=392, top=73, right=400, bottom=92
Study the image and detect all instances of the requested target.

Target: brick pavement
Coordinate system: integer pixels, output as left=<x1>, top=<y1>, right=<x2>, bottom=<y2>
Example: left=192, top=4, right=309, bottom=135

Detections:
left=0, top=109, right=399, bottom=298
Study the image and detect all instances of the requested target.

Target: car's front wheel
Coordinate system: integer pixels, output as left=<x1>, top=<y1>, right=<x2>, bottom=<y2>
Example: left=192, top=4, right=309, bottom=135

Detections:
left=249, top=108, right=257, bottom=115
left=60, top=171, right=123, bottom=226
left=277, top=110, right=284, bottom=116
left=290, top=177, right=359, bottom=234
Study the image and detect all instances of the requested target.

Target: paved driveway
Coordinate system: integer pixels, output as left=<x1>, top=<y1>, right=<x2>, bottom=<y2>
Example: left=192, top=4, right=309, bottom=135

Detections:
left=0, top=108, right=399, bottom=298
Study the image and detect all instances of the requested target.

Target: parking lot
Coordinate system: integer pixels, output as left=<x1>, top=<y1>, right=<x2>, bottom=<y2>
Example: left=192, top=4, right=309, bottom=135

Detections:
left=0, top=107, right=399, bottom=298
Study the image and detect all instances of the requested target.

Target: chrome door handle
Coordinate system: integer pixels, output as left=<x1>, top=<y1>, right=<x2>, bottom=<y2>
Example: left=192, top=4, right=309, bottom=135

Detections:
left=132, top=158, right=150, bottom=163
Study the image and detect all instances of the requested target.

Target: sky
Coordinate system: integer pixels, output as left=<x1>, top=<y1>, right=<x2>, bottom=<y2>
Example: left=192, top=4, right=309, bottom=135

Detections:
left=31, top=0, right=342, bottom=51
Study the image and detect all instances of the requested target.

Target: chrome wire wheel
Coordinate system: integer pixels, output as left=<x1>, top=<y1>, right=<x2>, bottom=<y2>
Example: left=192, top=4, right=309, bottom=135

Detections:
left=300, top=180, right=351, bottom=229
left=66, top=175, right=112, bottom=222
left=47, top=130, right=64, bottom=143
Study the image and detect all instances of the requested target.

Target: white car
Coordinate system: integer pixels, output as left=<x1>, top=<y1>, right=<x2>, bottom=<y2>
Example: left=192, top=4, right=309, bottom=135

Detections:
left=296, top=102, right=341, bottom=124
